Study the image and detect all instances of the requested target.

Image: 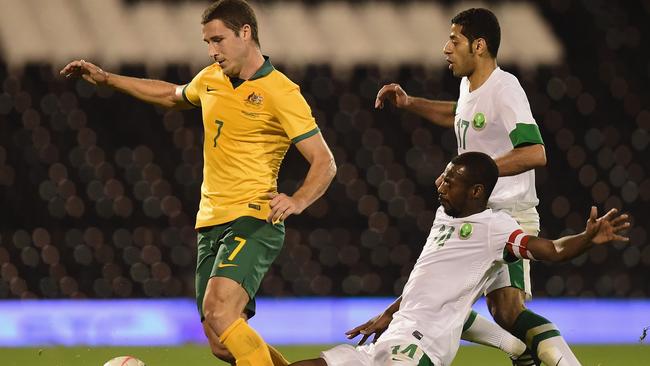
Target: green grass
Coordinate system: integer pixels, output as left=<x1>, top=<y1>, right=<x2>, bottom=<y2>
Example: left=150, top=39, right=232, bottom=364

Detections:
left=1, top=344, right=648, bottom=365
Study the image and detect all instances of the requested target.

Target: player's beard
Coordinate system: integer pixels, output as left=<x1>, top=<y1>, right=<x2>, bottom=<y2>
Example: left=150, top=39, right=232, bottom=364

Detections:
left=439, top=197, right=461, bottom=217
left=443, top=206, right=460, bottom=217
left=452, top=62, right=472, bottom=78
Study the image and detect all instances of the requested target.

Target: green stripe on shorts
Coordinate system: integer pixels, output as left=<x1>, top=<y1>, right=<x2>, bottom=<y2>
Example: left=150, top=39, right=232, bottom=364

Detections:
left=418, top=353, right=434, bottom=366
left=508, top=259, right=526, bottom=291
left=462, top=310, right=478, bottom=332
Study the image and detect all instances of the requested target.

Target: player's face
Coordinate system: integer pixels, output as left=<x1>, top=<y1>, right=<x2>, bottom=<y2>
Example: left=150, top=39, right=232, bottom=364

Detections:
left=443, top=24, right=476, bottom=78
left=202, top=19, right=248, bottom=78
left=437, top=163, right=471, bottom=217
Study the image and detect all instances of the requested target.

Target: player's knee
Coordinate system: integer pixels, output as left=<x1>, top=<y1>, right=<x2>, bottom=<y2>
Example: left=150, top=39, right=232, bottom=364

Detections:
left=203, top=303, right=230, bottom=329
left=486, top=292, right=525, bottom=330
left=203, top=279, right=249, bottom=329
left=203, top=291, right=231, bottom=318
left=203, top=309, right=233, bottom=332
left=490, top=305, right=519, bottom=330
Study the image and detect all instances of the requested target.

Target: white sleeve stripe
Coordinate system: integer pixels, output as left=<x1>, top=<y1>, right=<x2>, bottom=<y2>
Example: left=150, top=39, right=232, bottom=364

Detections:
left=507, top=230, right=536, bottom=260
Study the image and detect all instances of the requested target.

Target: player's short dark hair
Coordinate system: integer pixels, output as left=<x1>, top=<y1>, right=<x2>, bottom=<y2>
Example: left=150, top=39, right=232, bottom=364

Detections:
left=202, top=0, right=260, bottom=46
left=451, top=8, right=501, bottom=58
left=451, top=152, right=499, bottom=199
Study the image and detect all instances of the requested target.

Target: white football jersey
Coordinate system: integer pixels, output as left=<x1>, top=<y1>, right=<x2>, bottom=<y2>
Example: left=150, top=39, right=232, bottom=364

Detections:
left=454, top=68, right=544, bottom=211
left=380, top=207, right=527, bottom=366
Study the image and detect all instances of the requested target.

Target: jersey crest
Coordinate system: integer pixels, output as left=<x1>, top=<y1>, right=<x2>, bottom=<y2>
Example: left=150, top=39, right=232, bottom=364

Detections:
left=459, top=223, right=473, bottom=239
left=472, top=112, right=486, bottom=130
left=245, top=91, right=264, bottom=110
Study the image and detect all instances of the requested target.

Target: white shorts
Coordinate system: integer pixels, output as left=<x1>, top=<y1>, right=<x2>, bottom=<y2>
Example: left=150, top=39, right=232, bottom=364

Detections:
left=322, top=338, right=437, bottom=366
left=485, top=207, right=540, bottom=298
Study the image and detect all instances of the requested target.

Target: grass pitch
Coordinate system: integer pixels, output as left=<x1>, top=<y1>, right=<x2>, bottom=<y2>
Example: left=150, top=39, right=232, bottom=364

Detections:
left=1, top=344, right=648, bottom=365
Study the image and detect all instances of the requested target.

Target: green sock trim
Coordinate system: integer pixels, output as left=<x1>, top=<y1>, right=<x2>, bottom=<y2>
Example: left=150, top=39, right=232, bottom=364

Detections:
left=462, top=310, right=479, bottom=333
left=512, top=309, right=551, bottom=342
left=530, top=329, right=562, bottom=355
left=512, top=309, right=557, bottom=366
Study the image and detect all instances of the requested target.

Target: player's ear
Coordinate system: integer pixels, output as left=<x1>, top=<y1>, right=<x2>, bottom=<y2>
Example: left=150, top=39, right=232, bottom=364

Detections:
left=475, top=38, right=486, bottom=55
left=471, top=184, right=484, bottom=199
left=240, top=24, right=252, bottom=40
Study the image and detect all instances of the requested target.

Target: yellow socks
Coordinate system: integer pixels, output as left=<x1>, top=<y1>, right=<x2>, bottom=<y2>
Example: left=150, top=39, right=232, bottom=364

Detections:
left=268, top=344, right=290, bottom=366
left=219, top=318, right=273, bottom=366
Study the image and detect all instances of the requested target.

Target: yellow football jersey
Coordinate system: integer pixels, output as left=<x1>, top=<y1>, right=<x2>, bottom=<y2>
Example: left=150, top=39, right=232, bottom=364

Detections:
left=182, top=57, right=319, bottom=228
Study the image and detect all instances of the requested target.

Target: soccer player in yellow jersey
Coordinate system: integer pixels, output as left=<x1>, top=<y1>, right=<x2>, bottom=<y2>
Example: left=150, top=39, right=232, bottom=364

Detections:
left=60, top=1, right=337, bottom=365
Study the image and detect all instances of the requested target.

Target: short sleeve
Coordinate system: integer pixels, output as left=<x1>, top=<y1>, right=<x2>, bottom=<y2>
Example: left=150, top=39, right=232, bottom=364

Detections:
left=181, top=72, right=203, bottom=108
left=496, top=84, right=544, bottom=147
left=488, top=213, right=528, bottom=263
left=273, top=86, right=319, bottom=143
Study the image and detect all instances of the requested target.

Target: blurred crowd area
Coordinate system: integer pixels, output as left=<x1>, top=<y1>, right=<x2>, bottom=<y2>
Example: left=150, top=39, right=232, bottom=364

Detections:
left=0, top=1, right=648, bottom=300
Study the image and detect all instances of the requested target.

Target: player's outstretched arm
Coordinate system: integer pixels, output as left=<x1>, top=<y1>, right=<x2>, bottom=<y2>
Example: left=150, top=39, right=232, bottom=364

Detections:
left=524, top=207, right=630, bottom=262
left=375, top=83, right=455, bottom=128
left=493, top=143, right=547, bottom=177
left=59, top=59, right=192, bottom=110
left=345, top=296, right=402, bottom=345
left=267, top=133, right=336, bottom=223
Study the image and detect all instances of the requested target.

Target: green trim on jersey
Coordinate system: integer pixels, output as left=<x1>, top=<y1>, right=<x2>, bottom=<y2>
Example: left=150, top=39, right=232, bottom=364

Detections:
left=292, top=127, right=320, bottom=144
left=230, top=56, right=275, bottom=89
left=249, top=56, right=275, bottom=80
left=509, top=123, right=544, bottom=147
left=182, top=84, right=200, bottom=107
left=452, top=102, right=457, bottom=115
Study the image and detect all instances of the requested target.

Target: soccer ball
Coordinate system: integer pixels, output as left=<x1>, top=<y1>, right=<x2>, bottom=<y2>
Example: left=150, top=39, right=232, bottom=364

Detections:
left=103, top=356, right=146, bottom=366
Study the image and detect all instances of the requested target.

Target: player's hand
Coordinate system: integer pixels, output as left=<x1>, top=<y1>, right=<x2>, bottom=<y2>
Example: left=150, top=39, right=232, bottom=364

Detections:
left=267, top=193, right=305, bottom=224
left=585, top=206, right=630, bottom=245
left=59, top=60, right=110, bottom=85
left=375, top=83, right=411, bottom=109
left=344, top=312, right=392, bottom=346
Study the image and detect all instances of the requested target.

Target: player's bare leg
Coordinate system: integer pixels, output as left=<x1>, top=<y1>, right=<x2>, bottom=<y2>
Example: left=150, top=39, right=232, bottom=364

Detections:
left=486, top=287, right=526, bottom=330
left=203, top=276, right=273, bottom=366
left=289, top=359, right=327, bottom=366
left=203, top=321, right=235, bottom=365
left=203, top=277, right=249, bottom=337
left=488, top=287, right=581, bottom=366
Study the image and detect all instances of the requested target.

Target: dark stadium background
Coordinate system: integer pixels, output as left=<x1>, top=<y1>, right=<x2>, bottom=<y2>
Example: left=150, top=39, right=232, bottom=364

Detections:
left=0, top=0, right=647, bottom=325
